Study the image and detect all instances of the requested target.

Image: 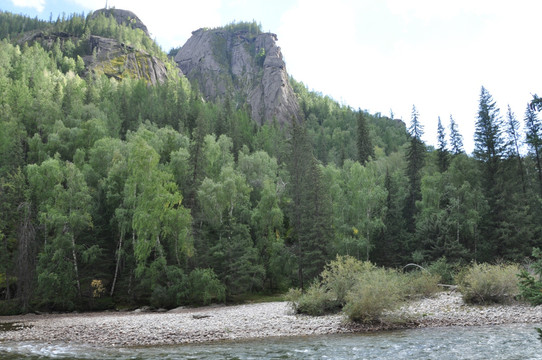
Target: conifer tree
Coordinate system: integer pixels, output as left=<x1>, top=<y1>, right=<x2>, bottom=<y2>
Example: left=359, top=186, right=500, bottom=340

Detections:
left=437, top=116, right=449, bottom=172
left=504, top=105, right=526, bottom=193
left=449, top=115, right=464, bottom=155
left=357, top=110, right=374, bottom=165
left=474, top=87, right=504, bottom=186
left=473, top=87, right=506, bottom=259
left=404, top=105, right=425, bottom=233
left=525, top=104, right=542, bottom=195
left=288, top=121, right=332, bottom=288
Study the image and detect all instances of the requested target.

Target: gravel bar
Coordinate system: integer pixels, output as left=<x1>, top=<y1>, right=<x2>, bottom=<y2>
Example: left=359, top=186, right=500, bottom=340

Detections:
left=1, top=291, right=542, bottom=347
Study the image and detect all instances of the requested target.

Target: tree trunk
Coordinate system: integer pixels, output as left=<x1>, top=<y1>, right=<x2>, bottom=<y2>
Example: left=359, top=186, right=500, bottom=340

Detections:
left=71, top=233, right=81, bottom=297
left=110, top=232, right=124, bottom=297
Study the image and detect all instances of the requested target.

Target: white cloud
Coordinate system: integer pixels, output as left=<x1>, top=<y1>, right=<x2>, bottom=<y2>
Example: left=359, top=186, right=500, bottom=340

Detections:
left=10, top=0, right=46, bottom=12
left=278, top=0, right=542, bottom=153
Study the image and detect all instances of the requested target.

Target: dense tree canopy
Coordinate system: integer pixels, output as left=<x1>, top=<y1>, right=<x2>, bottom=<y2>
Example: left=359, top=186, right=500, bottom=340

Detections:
left=0, top=11, right=540, bottom=314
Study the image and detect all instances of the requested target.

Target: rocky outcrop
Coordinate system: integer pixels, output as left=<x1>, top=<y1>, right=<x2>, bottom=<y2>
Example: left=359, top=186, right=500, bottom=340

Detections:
left=90, top=8, right=150, bottom=38
left=84, top=35, right=170, bottom=85
left=175, top=27, right=300, bottom=126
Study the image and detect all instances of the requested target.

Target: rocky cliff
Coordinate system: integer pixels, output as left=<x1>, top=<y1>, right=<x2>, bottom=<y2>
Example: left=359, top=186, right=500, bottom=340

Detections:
left=84, top=35, right=170, bottom=85
left=175, top=26, right=300, bottom=126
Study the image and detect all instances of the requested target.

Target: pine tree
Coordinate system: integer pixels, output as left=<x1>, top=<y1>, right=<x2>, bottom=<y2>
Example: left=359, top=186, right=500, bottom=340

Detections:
left=437, top=116, right=449, bottom=172
left=473, top=87, right=506, bottom=259
left=288, top=122, right=332, bottom=288
left=474, top=87, right=504, bottom=186
left=449, top=115, right=464, bottom=155
left=357, top=110, right=374, bottom=165
left=525, top=104, right=542, bottom=195
left=504, top=105, right=526, bottom=193
left=404, top=105, right=425, bottom=234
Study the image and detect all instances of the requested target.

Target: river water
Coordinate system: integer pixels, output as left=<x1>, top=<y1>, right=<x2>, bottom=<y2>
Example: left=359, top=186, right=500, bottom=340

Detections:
left=1, top=323, right=541, bottom=359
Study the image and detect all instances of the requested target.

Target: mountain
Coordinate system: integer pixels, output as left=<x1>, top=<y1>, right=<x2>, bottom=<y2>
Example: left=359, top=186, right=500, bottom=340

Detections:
left=90, top=8, right=150, bottom=37
left=174, top=23, right=300, bottom=126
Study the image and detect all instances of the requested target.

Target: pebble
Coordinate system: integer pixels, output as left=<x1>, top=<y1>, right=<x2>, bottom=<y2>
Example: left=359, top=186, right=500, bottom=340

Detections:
left=1, top=292, right=541, bottom=346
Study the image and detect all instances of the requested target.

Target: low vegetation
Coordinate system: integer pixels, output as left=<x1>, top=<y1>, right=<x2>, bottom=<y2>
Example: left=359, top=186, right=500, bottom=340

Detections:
left=456, top=263, right=520, bottom=304
left=287, top=256, right=441, bottom=323
left=518, top=248, right=542, bottom=305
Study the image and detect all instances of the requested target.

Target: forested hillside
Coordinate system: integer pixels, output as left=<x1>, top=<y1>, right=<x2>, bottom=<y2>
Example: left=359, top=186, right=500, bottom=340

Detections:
left=0, top=9, right=540, bottom=314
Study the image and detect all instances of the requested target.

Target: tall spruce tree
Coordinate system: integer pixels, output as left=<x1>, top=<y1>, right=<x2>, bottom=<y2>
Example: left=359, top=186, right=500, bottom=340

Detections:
left=288, top=121, right=332, bottom=289
left=473, top=87, right=505, bottom=259
left=474, top=87, right=504, bottom=187
left=437, top=116, right=449, bottom=172
left=357, top=110, right=374, bottom=165
left=525, top=104, right=542, bottom=195
left=449, top=115, right=464, bottom=155
left=404, top=105, right=425, bottom=234
left=504, top=105, right=526, bottom=194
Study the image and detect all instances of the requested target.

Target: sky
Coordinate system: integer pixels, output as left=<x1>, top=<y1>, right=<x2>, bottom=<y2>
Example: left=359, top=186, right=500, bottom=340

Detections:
left=4, top=0, right=542, bottom=154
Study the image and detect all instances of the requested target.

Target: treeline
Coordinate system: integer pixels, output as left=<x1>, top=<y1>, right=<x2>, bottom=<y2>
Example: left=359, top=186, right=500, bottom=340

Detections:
left=0, top=12, right=541, bottom=314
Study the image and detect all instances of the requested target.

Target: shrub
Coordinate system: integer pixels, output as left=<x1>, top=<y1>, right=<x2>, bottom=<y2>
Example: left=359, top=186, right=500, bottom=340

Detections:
left=286, top=281, right=340, bottom=316
left=518, top=248, right=542, bottom=305
left=457, top=263, right=520, bottom=304
left=403, top=270, right=441, bottom=298
left=427, top=256, right=458, bottom=285
left=343, top=267, right=403, bottom=323
left=320, top=255, right=374, bottom=305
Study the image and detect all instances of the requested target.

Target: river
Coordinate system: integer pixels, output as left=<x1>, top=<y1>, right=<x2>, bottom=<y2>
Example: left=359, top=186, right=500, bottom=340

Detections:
left=1, top=323, right=541, bottom=359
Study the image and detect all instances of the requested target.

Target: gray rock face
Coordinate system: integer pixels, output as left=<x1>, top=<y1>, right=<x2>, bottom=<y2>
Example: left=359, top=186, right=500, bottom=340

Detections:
left=90, top=8, right=150, bottom=38
left=84, top=35, right=170, bottom=85
left=175, top=28, right=299, bottom=126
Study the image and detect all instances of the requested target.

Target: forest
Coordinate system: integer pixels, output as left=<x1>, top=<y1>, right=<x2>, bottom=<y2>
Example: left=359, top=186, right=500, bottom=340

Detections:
left=0, top=10, right=541, bottom=314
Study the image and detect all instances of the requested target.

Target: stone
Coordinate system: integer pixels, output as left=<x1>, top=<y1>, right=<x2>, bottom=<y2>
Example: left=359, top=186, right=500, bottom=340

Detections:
left=84, top=35, right=171, bottom=85
left=174, top=27, right=300, bottom=126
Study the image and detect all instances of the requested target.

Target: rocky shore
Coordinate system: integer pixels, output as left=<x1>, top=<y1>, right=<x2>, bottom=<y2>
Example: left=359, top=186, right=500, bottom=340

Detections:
left=1, top=291, right=541, bottom=347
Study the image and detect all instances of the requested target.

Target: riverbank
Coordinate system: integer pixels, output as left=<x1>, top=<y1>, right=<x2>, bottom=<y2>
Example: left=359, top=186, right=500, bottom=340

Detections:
left=1, top=291, right=541, bottom=347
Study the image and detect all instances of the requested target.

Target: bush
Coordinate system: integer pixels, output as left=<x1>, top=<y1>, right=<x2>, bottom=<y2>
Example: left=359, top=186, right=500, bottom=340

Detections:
left=518, top=248, right=542, bottom=305
left=286, top=281, right=341, bottom=316
left=427, top=256, right=458, bottom=285
left=343, top=267, right=403, bottom=323
left=320, top=255, right=374, bottom=305
left=403, top=270, right=441, bottom=298
left=457, top=263, right=520, bottom=304
left=287, top=255, right=442, bottom=322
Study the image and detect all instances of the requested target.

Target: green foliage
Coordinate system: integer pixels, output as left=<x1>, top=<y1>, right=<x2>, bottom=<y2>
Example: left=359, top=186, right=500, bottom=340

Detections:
left=457, top=263, right=520, bottom=304
left=518, top=248, right=542, bottom=305
left=402, top=270, right=441, bottom=299
left=342, top=266, right=404, bottom=323
left=426, top=257, right=458, bottom=285
left=0, top=9, right=540, bottom=314
left=288, top=256, right=437, bottom=322
left=187, top=268, right=226, bottom=305
left=320, top=255, right=374, bottom=304
left=286, top=282, right=340, bottom=316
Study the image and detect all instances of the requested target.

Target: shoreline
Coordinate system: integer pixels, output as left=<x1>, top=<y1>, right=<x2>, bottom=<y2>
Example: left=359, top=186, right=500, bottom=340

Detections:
left=1, top=291, right=542, bottom=347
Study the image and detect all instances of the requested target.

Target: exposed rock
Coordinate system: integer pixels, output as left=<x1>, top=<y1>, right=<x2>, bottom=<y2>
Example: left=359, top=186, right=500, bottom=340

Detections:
left=175, top=27, right=300, bottom=126
left=90, top=8, right=150, bottom=38
left=84, top=35, right=170, bottom=85
left=17, top=30, right=76, bottom=48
